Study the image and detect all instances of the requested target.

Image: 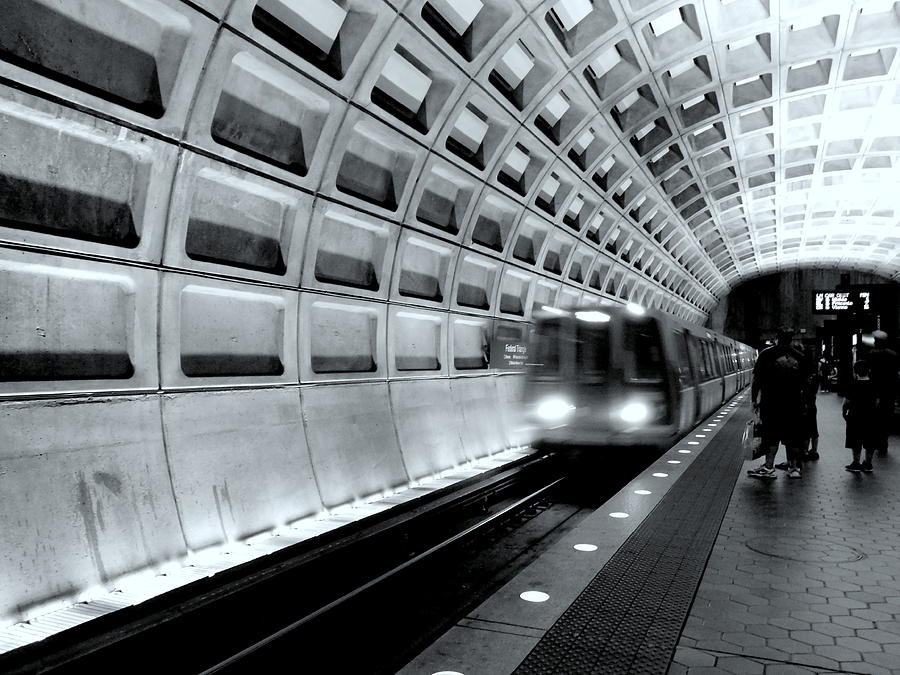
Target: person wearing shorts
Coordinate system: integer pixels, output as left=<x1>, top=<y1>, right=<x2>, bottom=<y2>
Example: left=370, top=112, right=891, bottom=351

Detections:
left=844, top=360, right=878, bottom=472
left=748, top=328, right=808, bottom=480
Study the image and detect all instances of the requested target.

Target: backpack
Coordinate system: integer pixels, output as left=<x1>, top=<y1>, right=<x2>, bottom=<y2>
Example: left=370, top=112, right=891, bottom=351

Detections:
left=764, top=350, right=803, bottom=398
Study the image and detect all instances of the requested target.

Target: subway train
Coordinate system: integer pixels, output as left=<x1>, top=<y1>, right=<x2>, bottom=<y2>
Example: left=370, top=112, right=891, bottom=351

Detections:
left=522, top=303, right=755, bottom=449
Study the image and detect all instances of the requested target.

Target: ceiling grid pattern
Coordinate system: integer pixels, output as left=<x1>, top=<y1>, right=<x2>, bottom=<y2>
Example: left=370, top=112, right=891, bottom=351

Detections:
left=377, top=0, right=900, bottom=314
left=410, top=0, right=900, bottom=293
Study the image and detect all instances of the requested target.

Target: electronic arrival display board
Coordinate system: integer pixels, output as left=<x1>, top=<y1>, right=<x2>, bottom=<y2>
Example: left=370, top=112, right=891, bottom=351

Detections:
left=812, top=289, right=872, bottom=314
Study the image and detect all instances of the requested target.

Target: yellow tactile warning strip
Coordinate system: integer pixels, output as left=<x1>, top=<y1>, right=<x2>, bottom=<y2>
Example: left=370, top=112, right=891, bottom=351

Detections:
left=512, top=400, right=752, bottom=674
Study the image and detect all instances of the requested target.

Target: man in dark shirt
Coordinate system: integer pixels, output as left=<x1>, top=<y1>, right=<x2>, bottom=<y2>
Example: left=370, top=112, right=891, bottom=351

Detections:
left=867, top=330, right=898, bottom=456
left=748, top=328, right=808, bottom=479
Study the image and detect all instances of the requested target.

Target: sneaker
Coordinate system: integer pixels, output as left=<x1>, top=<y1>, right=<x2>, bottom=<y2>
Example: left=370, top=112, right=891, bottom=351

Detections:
left=774, top=462, right=790, bottom=470
left=747, top=465, right=776, bottom=479
left=845, top=462, right=863, bottom=473
left=788, top=468, right=802, bottom=479
left=861, top=461, right=874, bottom=473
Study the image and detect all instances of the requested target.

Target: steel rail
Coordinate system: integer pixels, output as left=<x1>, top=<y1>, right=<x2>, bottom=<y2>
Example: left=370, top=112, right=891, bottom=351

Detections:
left=201, top=475, right=567, bottom=674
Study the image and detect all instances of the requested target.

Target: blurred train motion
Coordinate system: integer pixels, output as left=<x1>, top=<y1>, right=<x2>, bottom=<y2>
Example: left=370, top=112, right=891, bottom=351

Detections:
left=523, top=303, right=756, bottom=449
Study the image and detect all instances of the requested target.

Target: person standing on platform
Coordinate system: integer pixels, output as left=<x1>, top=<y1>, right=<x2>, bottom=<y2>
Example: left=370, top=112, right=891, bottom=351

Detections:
left=819, top=357, right=833, bottom=392
left=775, top=343, right=819, bottom=468
left=867, top=330, right=898, bottom=456
left=844, top=360, right=879, bottom=473
left=799, top=344, right=820, bottom=461
left=748, top=328, right=808, bottom=480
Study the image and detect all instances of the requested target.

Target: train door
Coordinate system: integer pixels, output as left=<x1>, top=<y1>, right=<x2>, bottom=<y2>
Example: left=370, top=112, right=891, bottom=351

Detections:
left=686, top=333, right=712, bottom=417
left=622, top=317, right=673, bottom=425
left=717, top=341, right=735, bottom=399
left=674, top=329, right=699, bottom=427
left=699, top=338, right=720, bottom=413
left=716, top=342, right=727, bottom=403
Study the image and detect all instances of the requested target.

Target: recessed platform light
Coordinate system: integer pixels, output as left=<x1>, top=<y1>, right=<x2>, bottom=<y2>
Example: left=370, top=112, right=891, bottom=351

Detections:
left=574, top=543, right=598, bottom=551
left=679, top=449, right=691, bottom=454
left=652, top=472, right=669, bottom=477
left=520, top=590, right=550, bottom=602
left=609, top=512, right=629, bottom=518
left=667, top=460, right=681, bottom=464
left=634, top=489, right=652, bottom=495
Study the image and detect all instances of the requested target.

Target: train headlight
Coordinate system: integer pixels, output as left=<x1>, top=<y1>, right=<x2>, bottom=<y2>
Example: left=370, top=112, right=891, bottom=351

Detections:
left=626, top=303, right=645, bottom=316
left=536, top=398, right=576, bottom=421
left=620, top=401, right=650, bottom=425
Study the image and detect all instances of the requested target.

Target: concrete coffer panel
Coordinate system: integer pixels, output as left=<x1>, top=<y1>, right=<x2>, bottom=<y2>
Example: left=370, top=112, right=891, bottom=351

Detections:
left=301, top=382, right=409, bottom=508
left=449, top=376, right=509, bottom=457
left=162, top=388, right=321, bottom=551
left=0, top=396, right=186, bottom=615
left=389, top=379, right=468, bottom=481
left=494, top=373, right=532, bottom=448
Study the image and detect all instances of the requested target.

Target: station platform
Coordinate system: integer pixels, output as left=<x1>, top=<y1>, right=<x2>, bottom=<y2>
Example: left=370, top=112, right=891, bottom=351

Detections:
left=401, top=391, right=900, bottom=675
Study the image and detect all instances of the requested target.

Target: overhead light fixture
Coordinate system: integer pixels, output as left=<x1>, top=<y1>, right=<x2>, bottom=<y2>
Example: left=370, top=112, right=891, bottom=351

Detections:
left=540, top=305, right=567, bottom=315
left=575, top=311, right=611, bottom=322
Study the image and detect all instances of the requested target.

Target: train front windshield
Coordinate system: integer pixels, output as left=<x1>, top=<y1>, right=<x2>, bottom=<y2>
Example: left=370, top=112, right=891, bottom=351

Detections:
left=575, top=322, right=609, bottom=383
left=530, top=318, right=609, bottom=383
left=624, top=319, right=665, bottom=383
left=532, top=319, right=563, bottom=376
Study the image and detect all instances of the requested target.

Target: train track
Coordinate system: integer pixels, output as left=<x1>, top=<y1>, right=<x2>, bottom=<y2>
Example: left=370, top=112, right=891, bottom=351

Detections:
left=202, top=472, right=571, bottom=674
left=3, top=448, right=573, bottom=675
left=200, top=449, right=651, bottom=674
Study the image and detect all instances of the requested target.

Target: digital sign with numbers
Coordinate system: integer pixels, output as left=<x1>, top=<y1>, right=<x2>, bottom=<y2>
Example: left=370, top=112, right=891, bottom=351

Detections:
left=813, top=290, right=872, bottom=314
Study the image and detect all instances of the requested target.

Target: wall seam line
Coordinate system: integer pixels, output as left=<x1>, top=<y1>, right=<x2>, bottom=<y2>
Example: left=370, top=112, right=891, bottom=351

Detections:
left=156, top=394, right=191, bottom=553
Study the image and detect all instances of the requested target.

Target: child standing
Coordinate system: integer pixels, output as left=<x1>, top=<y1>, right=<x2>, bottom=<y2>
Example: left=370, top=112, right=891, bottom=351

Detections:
left=843, top=360, right=879, bottom=473
left=800, top=351, right=820, bottom=461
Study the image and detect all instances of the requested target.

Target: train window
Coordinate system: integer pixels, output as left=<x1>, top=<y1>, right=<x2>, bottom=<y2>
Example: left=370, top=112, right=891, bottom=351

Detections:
left=717, top=344, right=730, bottom=374
left=624, top=319, right=664, bottom=383
left=531, top=319, right=563, bottom=374
left=700, top=340, right=716, bottom=380
left=712, top=343, right=723, bottom=377
left=686, top=333, right=706, bottom=380
left=672, top=331, right=692, bottom=387
left=575, top=322, right=609, bottom=382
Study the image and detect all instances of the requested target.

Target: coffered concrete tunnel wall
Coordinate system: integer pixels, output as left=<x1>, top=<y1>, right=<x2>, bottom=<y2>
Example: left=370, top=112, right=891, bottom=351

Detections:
left=4, top=0, right=900, bottom=625
left=0, top=0, right=628, bottom=624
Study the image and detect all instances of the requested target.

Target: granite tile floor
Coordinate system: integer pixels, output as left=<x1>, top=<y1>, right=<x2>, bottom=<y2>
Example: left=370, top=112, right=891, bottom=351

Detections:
left=670, top=392, right=900, bottom=675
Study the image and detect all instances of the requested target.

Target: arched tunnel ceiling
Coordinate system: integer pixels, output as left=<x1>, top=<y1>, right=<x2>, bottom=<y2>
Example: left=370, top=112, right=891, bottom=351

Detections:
left=2, top=0, right=899, bottom=325
left=424, top=0, right=900, bottom=296
left=274, top=0, right=900, bottom=315
left=403, top=0, right=900, bottom=306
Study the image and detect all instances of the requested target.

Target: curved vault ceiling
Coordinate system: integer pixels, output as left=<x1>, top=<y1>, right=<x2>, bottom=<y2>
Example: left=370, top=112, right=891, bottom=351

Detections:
left=401, top=0, right=900, bottom=312
left=5, top=0, right=900, bottom=324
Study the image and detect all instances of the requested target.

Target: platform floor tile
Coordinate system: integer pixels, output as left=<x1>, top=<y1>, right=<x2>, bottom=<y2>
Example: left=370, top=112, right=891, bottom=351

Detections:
left=672, top=392, right=900, bottom=675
